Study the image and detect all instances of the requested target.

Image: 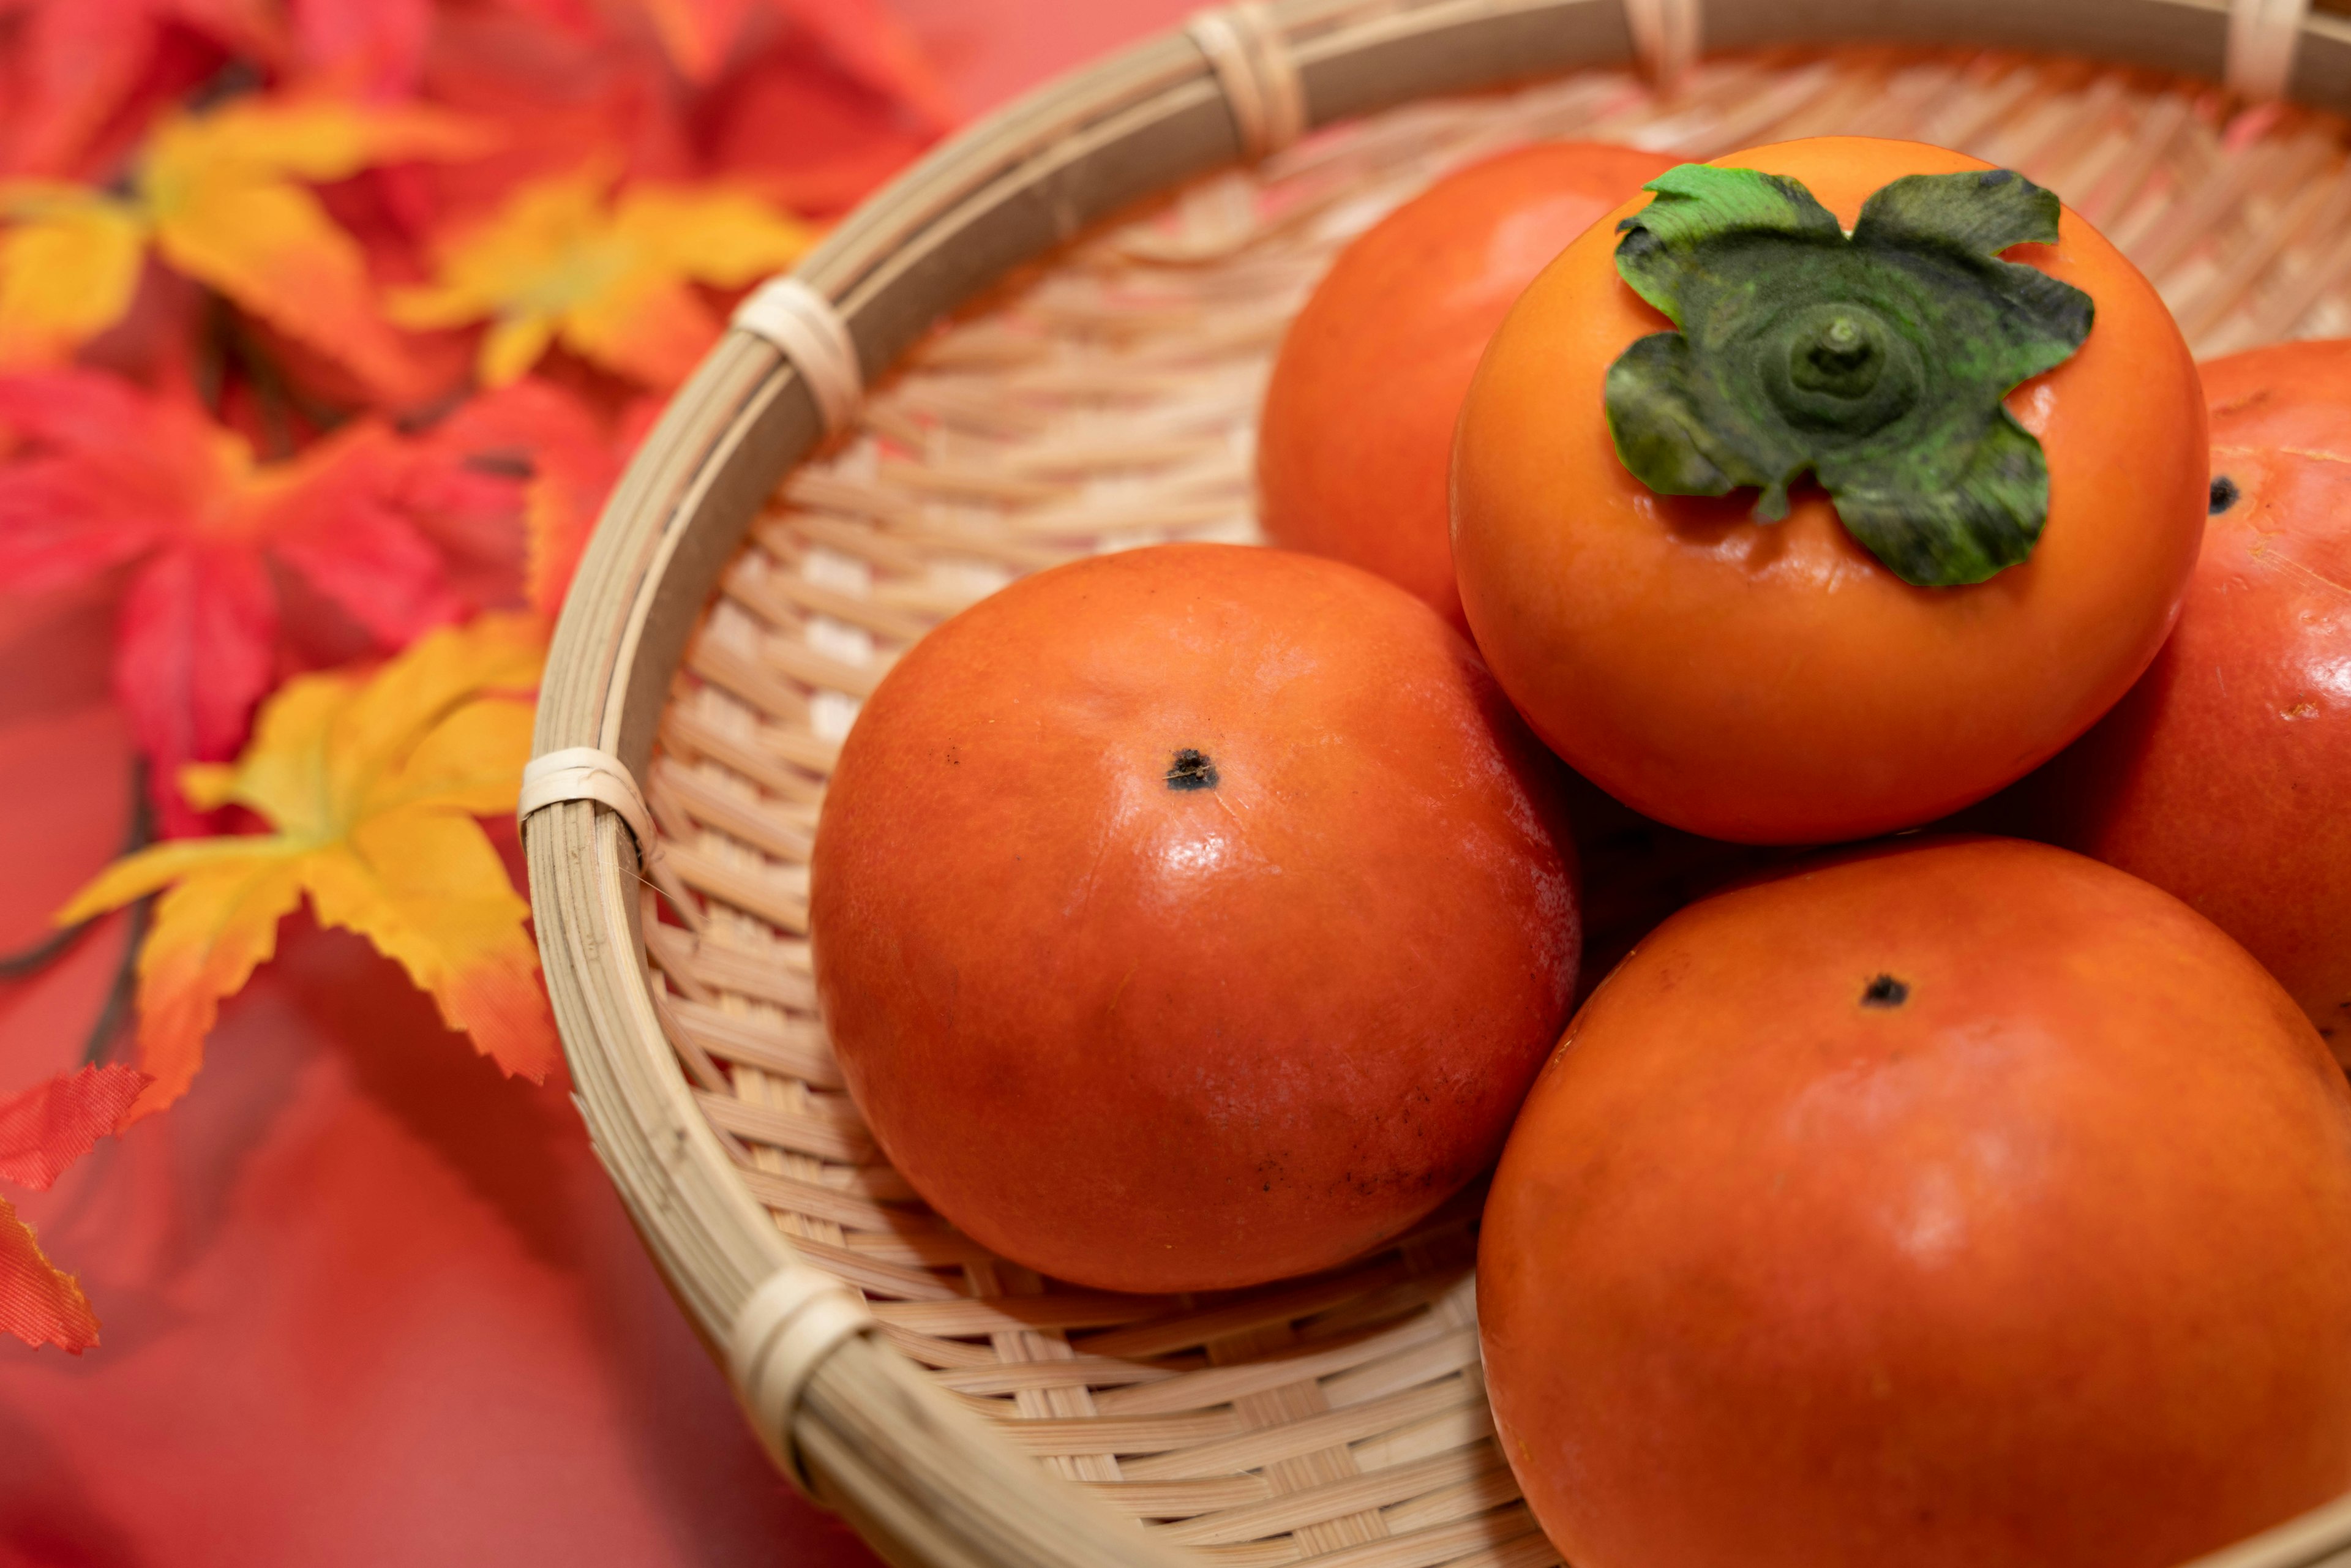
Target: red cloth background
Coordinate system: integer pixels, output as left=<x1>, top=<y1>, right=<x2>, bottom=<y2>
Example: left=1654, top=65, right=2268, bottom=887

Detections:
left=0, top=4, right=1194, bottom=1562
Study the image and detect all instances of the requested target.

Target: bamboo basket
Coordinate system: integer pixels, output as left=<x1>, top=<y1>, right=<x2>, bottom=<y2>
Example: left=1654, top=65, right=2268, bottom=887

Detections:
left=523, top=3, right=2351, bottom=1565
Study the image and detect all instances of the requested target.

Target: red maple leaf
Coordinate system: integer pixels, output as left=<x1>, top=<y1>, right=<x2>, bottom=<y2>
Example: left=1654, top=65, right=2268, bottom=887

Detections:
left=0, top=369, right=468, bottom=832
left=0, top=0, right=276, bottom=177
left=639, top=0, right=953, bottom=129
left=289, top=0, right=435, bottom=98
left=0, top=1065, right=149, bottom=1191
left=0, top=1063, right=147, bottom=1352
left=426, top=376, right=656, bottom=615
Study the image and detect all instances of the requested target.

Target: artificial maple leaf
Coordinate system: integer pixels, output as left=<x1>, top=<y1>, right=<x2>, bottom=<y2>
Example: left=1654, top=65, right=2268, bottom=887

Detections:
left=0, top=369, right=466, bottom=831
left=0, top=1063, right=149, bottom=1354
left=0, top=183, right=148, bottom=366
left=634, top=0, right=953, bottom=129
left=428, top=377, right=657, bottom=613
left=0, top=0, right=276, bottom=178
left=56, top=612, right=559, bottom=1123
left=698, top=28, right=938, bottom=217
left=1, top=1196, right=99, bottom=1352
left=0, top=1066, right=150, bottom=1191
left=389, top=161, right=813, bottom=388
left=290, top=0, right=435, bottom=98
left=0, top=96, right=492, bottom=397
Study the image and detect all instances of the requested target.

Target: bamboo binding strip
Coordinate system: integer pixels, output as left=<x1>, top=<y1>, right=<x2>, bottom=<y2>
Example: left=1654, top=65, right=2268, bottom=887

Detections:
left=527, top=3, right=2351, bottom=1566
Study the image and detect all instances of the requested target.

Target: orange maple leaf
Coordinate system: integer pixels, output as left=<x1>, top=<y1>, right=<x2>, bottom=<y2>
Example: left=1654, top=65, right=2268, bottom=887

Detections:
left=56, top=613, right=560, bottom=1123
left=0, top=1063, right=148, bottom=1353
left=0, top=1197, right=99, bottom=1352
left=0, top=96, right=492, bottom=395
left=389, top=162, right=814, bottom=388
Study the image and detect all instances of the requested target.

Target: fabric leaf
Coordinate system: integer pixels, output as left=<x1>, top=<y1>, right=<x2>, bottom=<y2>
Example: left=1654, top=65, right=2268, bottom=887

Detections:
left=0, top=0, right=277, bottom=177
left=390, top=164, right=814, bottom=387
left=307, top=809, right=551, bottom=1078
left=423, top=377, right=643, bottom=615
left=0, top=182, right=147, bottom=367
left=634, top=0, right=953, bottom=129
left=126, top=855, right=308, bottom=1119
left=0, top=1195, right=99, bottom=1352
left=114, top=547, right=281, bottom=818
left=0, top=1063, right=148, bottom=1353
left=140, top=100, right=492, bottom=399
left=0, top=97, right=492, bottom=393
left=290, top=0, right=435, bottom=97
left=0, top=1067, right=151, bottom=1191
left=366, top=699, right=538, bottom=817
left=54, top=835, right=289, bottom=923
left=320, top=610, right=542, bottom=814
left=58, top=614, right=558, bottom=1120
left=0, top=370, right=467, bottom=828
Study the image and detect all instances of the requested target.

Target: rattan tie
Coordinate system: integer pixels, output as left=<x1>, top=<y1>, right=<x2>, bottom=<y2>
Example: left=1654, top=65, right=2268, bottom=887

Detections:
left=1623, top=0, right=1701, bottom=89
left=1188, top=4, right=1305, bottom=161
left=519, top=746, right=659, bottom=849
left=517, top=745, right=703, bottom=919
left=728, top=1264, right=876, bottom=1493
left=2228, top=0, right=2311, bottom=100
left=733, top=277, right=864, bottom=437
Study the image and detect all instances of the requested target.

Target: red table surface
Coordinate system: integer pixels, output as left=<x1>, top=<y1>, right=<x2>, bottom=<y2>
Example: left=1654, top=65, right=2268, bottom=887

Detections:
left=0, top=4, right=1194, bottom=1562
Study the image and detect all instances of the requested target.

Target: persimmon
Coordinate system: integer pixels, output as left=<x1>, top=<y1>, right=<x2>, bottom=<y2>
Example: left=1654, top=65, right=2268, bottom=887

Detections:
left=1452, top=138, right=2205, bottom=843
left=2030, top=339, right=2351, bottom=1055
left=1480, top=837, right=2351, bottom=1568
left=1259, top=141, right=1675, bottom=625
left=810, top=543, right=1579, bottom=1294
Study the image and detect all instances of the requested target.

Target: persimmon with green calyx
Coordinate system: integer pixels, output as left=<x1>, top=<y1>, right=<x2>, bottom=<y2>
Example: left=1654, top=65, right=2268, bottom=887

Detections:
left=1259, top=141, right=1675, bottom=626
left=1453, top=137, right=2205, bottom=844
left=1480, top=836, right=2351, bottom=1568
left=809, top=543, right=1580, bottom=1295
left=1606, top=162, right=2091, bottom=585
left=2027, top=338, right=2351, bottom=1057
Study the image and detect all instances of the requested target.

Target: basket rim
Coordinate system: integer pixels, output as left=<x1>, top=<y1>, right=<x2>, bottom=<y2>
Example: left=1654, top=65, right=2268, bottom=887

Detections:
left=524, top=2, right=2351, bottom=1565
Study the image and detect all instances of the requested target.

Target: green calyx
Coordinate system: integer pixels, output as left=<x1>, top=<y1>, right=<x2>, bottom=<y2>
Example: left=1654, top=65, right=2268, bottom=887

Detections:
left=1603, top=163, right=2093, bottom=587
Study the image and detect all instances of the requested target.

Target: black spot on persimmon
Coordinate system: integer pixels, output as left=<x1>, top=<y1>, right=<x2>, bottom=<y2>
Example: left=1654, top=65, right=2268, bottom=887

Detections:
left=1862, top=973, right=1910, bottom=1008
left=1166, top=748, right=1218, bottom=791
left=2210, top=475, right=2240, bottom=514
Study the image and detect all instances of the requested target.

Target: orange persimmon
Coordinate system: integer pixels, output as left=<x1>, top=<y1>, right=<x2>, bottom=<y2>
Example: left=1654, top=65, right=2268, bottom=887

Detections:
left=1481, top=836, right=2351, bottom=1568
left=1452, top=137, right=2205, bottom=843
left=810, top=543, right=1580, bottom=1294
left=2028, top=339, right=2351, bottom=1055
left=1259, top=141, right=1675, bottom=625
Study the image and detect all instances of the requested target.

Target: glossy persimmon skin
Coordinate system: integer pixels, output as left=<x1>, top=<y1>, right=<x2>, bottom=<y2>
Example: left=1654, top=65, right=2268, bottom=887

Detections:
left=1481, top=837, right=2351, bottom=1568
left=1452, top=137, right=2207, bottom=844
left=2031, top=339, right=2351, bottom=1054
left=811, top=544, right=1580, bottom=1294
left=1259, top=142, right=1676, bottom=628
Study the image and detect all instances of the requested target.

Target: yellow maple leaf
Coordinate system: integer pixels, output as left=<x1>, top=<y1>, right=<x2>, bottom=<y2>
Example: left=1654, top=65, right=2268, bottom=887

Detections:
left=57, top=613, right=559, bottom=1123
left=0, top=97, right=491, bottom=396
left=0, top=184, right=145, bottom=367
left=389, top=162, right=815, bottom=388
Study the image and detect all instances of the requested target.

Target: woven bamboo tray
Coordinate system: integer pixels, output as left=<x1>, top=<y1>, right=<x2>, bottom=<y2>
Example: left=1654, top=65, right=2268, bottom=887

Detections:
left=524, top=3, right=2351, bottom=1565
